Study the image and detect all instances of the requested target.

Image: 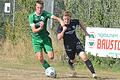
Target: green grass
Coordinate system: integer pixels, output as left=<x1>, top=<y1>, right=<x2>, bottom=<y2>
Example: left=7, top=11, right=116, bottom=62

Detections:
left=0, top=37, right=120, bottom=76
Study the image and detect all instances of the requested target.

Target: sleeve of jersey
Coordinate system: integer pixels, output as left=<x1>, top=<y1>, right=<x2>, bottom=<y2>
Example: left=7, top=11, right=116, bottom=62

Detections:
left=29, top=14, right=34, bottom=28
left=56, top=26, right=62, bottom=34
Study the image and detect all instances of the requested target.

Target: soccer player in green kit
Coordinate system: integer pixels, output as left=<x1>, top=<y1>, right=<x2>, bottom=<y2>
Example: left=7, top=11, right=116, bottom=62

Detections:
left=28, top=0, right=67, bottom=75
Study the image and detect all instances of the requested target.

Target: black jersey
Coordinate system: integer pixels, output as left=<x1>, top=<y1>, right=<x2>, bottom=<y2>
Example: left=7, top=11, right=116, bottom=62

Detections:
left=57, top=19, right=80, bottom=45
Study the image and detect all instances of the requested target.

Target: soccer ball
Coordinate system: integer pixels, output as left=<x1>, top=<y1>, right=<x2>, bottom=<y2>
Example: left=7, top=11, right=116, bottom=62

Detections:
left=45, top=67, right=57, bottom=78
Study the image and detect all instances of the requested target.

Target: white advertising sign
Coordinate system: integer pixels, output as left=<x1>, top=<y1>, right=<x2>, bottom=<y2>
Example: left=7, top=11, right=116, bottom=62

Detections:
left=85, top=27, right=120, bottom=58
left=4, top=3, right=11, bottom=13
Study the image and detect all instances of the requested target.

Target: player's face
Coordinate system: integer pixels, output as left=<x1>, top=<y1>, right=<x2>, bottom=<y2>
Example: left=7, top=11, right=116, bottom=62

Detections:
left=63, top=16, right=71, bottom=25
left=36, top=3, right=44, bottom=14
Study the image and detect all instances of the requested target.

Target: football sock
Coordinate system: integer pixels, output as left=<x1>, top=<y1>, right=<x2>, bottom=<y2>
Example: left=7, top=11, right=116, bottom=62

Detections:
left=85, top=59, right=95, bottom=74
left=68, top=59, right=73, bottom=65
left=41, top=60, right=50, bottom=69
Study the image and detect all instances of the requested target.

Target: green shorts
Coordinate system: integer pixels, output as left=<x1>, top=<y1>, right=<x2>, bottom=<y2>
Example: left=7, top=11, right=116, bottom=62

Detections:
left=32, top=37, right=53, bottom=53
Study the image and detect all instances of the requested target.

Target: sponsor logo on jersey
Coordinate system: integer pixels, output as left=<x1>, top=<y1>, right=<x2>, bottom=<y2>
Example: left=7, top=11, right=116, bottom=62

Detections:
left=40, top=16, right=45, bottom=20
left=72, top=26, right=75, bottom=29
left=65, top=30, right=75, bottom=34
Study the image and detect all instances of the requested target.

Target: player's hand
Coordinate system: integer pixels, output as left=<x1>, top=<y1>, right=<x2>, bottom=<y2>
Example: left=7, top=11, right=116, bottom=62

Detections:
left=39, top=21, right=44, bottom=29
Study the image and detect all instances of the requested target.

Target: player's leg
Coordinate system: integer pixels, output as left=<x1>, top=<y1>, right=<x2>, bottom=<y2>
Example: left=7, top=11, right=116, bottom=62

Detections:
left=47, top=51, right=54, bottom=59
left=35, top=52, right=50, bottom=69
left=43, top=37, right=57, bottom=77
left=43, top=47, right=54, bottom=59
left=79, top=52, right=95, bottom=73
left=76, top=41, right=97, bottom=78
left=64, top=44, right=76, bottom=68
left=66, top=50, right=77, bottom=77
left=79, top=52, right=97, bottom=78
left=66, top=50, right=76, bottom=70
left=43, top=37, right=54, bottom=60
left=33, top=40, right=50, bottom=69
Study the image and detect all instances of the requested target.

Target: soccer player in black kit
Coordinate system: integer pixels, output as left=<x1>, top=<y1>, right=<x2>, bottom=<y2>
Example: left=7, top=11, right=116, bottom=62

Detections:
left=57, top=11, right=97, bottom=78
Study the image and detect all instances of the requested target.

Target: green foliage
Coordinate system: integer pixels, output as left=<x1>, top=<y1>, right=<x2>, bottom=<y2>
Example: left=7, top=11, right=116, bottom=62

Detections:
left=87, top=53, right=120, bottom=71
left=4, top=0, right=35, bottom=44
left=17, top=0, right=35, bottom=13
left=64, top=0, right=120, bottom=28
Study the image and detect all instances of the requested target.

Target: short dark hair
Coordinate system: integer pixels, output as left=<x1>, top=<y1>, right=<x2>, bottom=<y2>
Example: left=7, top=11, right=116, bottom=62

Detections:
left=63, top=11, right=71, bottom=17
left=36, top=0, right=44, bottom=6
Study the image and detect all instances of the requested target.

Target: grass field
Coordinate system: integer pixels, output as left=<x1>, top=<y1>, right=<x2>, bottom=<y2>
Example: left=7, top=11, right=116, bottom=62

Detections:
left=0, top=57, right=120, bottom=80
left=0, top=39, right=120, bottom=80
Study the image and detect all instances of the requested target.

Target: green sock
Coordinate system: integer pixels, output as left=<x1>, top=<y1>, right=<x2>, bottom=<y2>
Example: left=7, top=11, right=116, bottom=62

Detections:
left=42, top=60, right=50, bottom=69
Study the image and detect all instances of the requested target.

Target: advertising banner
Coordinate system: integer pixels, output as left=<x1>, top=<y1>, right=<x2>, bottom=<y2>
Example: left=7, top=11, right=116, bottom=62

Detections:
left=85, top=27, right=120, bottom=58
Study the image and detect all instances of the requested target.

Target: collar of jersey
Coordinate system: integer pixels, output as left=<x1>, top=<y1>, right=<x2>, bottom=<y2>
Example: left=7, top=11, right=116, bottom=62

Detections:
left=35, top=11, right=43, bottom=16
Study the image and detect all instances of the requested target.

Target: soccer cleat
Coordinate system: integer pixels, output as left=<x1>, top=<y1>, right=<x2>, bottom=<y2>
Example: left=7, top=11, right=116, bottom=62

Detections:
left=68, top=63, right=77, bottom=77
left=69, top=64, right=75, bottom=70
left=92, top=73, right=97, bottom=79
left=68, top=60, right=75, bottom=70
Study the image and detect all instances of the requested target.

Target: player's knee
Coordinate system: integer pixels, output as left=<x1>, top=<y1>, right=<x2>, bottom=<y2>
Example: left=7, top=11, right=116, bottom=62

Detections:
left=48, top=54, right=54, bottom=59
left=36, top=53, right=44, bottom=60
left=79, top=51, right=88, bottom=61
left=49, top=56, right=54, bottom=60
left=48, top=52, right=54, bottom=60
left=81, top=57, right=88, bottom=61
left=39, top=56, right=44, bottom=64
left=37, top=56, right=44, bottom=62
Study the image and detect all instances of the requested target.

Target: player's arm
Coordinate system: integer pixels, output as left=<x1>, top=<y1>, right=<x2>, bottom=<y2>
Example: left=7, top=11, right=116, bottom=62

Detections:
left=29, top=15, right=43, bottom=33
left=57, top=27, right=67, bottom=40
left=79, top=21, right=89, bottom=36
left=51, top=15, right=66, bottom=28
left=31, top=25, right=41, bottom=33
left=31, top=21, right=44, bottom=33
left=51, top=15, right=67, bottom=40
left=46, top=11, right=67, bottom=29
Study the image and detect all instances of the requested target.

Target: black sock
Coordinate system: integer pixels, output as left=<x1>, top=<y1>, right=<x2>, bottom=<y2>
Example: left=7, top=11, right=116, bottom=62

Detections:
left=68, top=59, right=73, bottom=65
left=85, top=59, right=95, bottom=74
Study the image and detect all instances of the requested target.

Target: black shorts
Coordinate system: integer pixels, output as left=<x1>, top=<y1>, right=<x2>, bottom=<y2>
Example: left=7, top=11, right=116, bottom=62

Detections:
left=64, top=41, right=84, bottom=60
